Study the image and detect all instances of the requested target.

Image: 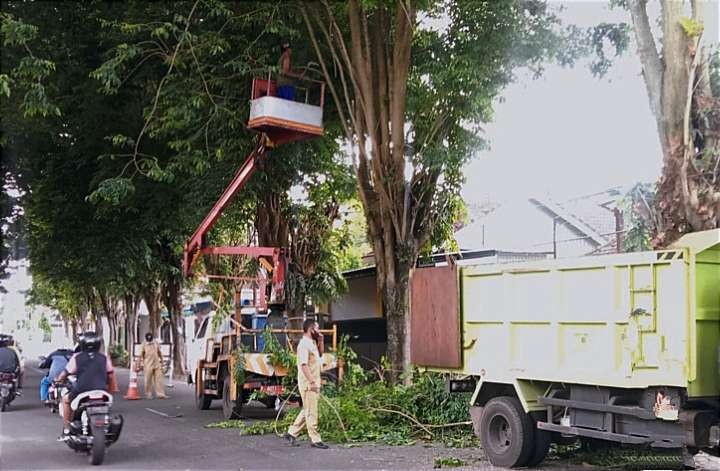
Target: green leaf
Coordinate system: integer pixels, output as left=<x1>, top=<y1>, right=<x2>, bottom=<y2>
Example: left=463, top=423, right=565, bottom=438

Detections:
left=680, top=17, right=704, bottom=38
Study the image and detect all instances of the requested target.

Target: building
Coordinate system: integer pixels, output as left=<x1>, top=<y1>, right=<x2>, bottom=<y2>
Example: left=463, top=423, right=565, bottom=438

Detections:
left=327, top=249, right=551, bottom=368
left=455, top=188, right=625, bottom=258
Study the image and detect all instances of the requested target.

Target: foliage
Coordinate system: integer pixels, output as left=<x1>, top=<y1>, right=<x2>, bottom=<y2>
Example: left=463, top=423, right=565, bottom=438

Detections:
left=433, top=457, right=466, bottom=469
left=620, top=183, right=657, bottom=252
left=109, top=343, right=129, bottom=366
left=679, top=17, right=704, bottom=38
left=231, top=347, right=246, bottom=387
left=208, top=341, right=475, bottom=447
left=711, top=50, right=720, bottom=98
left=262, top=328, right=297, bottom=389
left=37, top=314, right=51, bottom=336
left=547, top=442, right=684, bottom=470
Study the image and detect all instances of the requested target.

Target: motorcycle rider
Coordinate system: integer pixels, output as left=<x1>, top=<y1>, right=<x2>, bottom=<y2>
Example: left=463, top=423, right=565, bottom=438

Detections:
left=55, top=332, right=115, bottom=436
left=0, top=334, right=20, bottom=378
left=38, top=347, right=74, bottom=403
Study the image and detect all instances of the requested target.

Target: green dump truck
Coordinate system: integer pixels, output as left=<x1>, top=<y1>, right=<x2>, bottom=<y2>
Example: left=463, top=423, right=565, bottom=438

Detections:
left=410, top=229, right=720, bottom=467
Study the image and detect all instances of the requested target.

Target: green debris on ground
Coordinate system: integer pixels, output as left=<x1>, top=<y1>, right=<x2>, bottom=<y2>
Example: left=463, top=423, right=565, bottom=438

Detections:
left=207, top=336, right=477, bottom=447
left=547, top=442, right=685, bottom=470
left=433, top=456, right=467, bottom=468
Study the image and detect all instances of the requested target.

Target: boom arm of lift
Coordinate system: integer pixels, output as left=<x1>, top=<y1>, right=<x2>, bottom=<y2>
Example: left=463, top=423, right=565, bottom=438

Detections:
left=182, top=134, right=287, bottom=306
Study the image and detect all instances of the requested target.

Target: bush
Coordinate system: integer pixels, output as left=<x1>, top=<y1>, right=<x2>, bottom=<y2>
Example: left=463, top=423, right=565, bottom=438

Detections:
left=108, top=343, right=129, bottom=367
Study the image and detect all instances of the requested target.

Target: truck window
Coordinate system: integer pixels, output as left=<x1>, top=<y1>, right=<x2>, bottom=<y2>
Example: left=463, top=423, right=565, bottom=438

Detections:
left=196, top=318, right=208, bottom=339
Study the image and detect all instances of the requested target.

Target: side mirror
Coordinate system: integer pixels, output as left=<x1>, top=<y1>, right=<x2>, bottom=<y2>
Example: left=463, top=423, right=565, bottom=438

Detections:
left=38, top=356, right=47, bottom=362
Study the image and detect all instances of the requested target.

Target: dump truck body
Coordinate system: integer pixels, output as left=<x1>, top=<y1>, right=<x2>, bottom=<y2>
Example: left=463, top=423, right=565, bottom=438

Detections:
left=411, top=229, right=720, bottom=467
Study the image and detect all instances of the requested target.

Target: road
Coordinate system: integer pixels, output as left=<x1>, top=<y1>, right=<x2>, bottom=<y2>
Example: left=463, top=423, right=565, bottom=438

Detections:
left=0, top=365, right=585, bottom=470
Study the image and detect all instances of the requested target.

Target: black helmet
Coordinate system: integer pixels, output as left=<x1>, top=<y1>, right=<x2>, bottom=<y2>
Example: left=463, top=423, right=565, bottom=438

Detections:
left=0, top=334, right=11, bottom=348
left=78, top=331, right=101, bottom=352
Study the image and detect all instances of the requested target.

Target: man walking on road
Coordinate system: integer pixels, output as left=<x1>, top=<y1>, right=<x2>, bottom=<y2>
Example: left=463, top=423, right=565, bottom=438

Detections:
left=283, top=319, right=328, bottom=449
left=137, top=333, right=167, bottom=399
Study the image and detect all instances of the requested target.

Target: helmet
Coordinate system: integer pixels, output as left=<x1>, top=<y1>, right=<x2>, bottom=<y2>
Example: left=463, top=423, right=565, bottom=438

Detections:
left=78, top=332, right=102, bottom=352
left=0, top=334, right=11, bottom=348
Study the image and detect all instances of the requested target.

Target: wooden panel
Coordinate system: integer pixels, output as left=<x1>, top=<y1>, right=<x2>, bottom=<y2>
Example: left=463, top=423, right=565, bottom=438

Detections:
left=410, top=265, right=461, bottom=368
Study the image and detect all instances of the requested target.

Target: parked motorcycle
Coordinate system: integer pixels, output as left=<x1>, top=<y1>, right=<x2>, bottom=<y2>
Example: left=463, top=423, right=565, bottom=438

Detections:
left=58, top=385, right=123, bottom=465
left=0, top=371, right=18, bottom=412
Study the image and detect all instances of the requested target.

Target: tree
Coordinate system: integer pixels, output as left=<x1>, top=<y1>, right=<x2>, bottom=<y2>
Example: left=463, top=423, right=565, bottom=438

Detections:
left=2, top=1, right=358, bottom=376
left=627, top=0, right=719, bottom=246
left=87, top=1, right=357, bottom=325
left=1, top=2, right=202, bottom=373
left=301, top=0, right=615, bottom=381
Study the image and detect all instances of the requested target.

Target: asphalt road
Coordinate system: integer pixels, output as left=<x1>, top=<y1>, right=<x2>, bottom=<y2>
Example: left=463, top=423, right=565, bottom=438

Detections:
left=0, top=364, right=584, bottom=470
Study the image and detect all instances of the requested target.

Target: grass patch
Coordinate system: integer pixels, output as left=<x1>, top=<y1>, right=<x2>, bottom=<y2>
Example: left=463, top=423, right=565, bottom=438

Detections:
left=433, top=456, right=467, bottom=468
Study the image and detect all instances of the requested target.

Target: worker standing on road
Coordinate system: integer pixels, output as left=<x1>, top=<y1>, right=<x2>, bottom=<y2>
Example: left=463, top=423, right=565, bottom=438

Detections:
left=283, top=319, right=328, bottom=449
left=137, top=333, right=167, bottom=399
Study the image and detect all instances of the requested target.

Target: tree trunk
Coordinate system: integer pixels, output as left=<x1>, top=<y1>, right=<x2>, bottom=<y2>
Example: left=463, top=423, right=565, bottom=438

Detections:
left=163, top=278, right=187, bottom=376
left=143, top=288, right=161, bottom=336
left=124, top=294, right=139, bottom=367
left=382, top=261, right=411, bottom=384
left=302, top=0, right=419, bottom=383
left=630, top=0, right=719, bottom=245
left=71, top=319, right=78, bottom=343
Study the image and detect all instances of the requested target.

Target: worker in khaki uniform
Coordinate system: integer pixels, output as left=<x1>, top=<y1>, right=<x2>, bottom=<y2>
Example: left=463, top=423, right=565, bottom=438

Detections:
left=137, top=333, right=167, bottom=399
left=283, top=319, right=328, bottom=449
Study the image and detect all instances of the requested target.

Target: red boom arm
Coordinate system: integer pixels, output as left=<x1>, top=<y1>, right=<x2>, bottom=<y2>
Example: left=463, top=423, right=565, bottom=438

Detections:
left=182, top=135, right=268, bottom=277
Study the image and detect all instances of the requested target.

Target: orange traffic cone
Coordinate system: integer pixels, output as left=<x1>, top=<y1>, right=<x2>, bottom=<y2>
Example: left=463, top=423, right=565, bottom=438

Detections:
left=108, top=372, right=120, bottom=393
left=124, top=365, right=141, bottom=400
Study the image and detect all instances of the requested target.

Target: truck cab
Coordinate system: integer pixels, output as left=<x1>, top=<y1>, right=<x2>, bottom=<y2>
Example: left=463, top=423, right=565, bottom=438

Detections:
left=187, top=313, right=233, bottom=384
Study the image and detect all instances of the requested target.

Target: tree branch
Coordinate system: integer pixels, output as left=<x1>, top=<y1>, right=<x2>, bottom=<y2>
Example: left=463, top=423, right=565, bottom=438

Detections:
left=628, top=0, right=666, bottom=151
left=131, top=0, right=200, bottom=168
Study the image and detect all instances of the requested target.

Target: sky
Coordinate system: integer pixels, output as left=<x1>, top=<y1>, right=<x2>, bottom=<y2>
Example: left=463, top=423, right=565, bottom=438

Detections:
left=461, top=0, right=719, bottom=205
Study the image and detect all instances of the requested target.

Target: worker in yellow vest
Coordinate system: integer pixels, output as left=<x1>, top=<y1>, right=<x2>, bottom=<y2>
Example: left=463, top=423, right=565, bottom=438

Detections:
left=137, top=333, right=167, bottom=399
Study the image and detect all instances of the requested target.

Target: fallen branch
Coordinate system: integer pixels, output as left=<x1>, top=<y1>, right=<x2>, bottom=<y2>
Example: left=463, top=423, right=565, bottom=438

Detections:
left=369, top=406, right=434, bottom=437
left=145, top=407, right=183, bottom=418
left=320, top=394, right=350, bottom=442
left=425, top=420, right=473, bottom=429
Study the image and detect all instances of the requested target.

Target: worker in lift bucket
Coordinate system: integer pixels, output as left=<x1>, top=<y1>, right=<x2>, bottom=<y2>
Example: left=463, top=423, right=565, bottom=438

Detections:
left=277, top=41, right=305, bottom=101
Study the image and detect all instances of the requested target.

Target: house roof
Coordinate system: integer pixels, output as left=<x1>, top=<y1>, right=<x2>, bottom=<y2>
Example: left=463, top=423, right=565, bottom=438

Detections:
left=455, top=187, right=625, bottom=254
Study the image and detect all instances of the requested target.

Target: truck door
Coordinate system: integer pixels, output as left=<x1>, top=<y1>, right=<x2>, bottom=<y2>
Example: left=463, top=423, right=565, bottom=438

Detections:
left=188, top=316, right=209, bottom=374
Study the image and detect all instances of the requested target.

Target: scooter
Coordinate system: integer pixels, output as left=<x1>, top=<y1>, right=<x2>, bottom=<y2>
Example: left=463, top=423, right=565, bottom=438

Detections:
left=0, top=371, right=18, bottom=412
left=57, top=382, right=124, bottom=465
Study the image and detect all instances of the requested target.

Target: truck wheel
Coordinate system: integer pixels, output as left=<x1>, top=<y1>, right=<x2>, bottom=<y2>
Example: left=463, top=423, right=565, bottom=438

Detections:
left=195, top=370, right=211, bottom=410
left=525, top=414, right=552, bottom=468
left=222, top=376, right=242, bottom=420
left=480, top=396, right=535, bottom=468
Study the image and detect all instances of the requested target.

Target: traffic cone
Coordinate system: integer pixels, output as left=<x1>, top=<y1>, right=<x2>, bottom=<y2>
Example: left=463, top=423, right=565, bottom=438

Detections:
left=108, top=372, right=120, bottom=393
left=124, top=365, right=141, bottom=400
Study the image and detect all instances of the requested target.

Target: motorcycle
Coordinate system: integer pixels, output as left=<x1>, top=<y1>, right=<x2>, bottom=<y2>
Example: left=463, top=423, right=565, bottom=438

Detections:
left=57, top=383, right=124, bottom=465
left=47, top=379, right=61, bottom=414
left=0, top=371, right=18, bottom=412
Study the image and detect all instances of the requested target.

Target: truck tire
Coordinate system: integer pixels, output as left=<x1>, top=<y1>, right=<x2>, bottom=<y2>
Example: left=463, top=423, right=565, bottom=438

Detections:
left=525, top=414, right=552, bottom=468
left=480, top=396, right=535, bottom=468
left=195, top=369, right=212, bottom=410
left=222, top=376, right=242, bottom=420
